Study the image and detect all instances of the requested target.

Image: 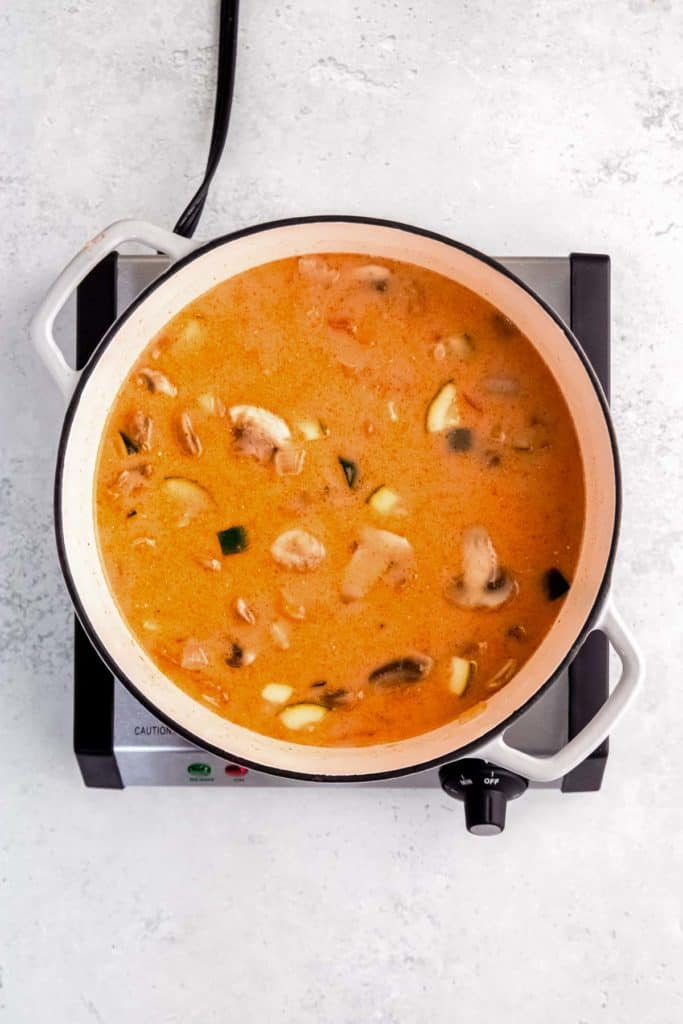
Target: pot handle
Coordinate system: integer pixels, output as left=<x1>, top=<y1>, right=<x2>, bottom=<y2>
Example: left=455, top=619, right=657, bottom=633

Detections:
left=477, top=599, right=644, bottom=783
left=30, top=220, right=199, bottom=402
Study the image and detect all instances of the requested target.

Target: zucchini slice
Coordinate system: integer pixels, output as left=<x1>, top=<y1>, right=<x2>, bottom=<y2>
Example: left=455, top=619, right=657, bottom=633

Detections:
left=279, top=703, right=328, bottom=730
left=543, top=567, right=570, bottom=601
left=449, top=656, right=474, bottom=696
left=119, top=431, right=140, bottom=455
left=426, top=380, right=460, bottom=433
left=367, top=485, right=400, bottom=515
left=338, top=456, right=359, bottom=488
left=217, top=525, right=249, bottom=556
left=297, top=418, right=328, bottom=441
left=446, top=427, right=472, bottom=452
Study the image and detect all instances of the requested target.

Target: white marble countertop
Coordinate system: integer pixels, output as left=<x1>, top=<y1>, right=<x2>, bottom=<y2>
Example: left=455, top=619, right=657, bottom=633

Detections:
left=1, top=1, right=681, bottom=1021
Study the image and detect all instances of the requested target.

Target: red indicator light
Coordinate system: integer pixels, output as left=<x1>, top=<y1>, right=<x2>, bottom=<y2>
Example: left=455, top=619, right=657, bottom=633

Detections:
left=225, top=764, right=248, bottom=776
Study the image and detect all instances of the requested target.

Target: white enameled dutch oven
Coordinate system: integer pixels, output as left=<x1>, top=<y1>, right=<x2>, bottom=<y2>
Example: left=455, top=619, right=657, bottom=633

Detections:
left=32, top=217, right=644, bottom=783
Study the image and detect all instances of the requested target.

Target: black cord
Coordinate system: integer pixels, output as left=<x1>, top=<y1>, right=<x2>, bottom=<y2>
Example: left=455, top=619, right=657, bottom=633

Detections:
left=173, top=0, right=240, bottom=238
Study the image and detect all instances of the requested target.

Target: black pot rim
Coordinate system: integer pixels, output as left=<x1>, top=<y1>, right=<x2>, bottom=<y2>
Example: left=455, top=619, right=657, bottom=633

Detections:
left=54, top=214, right=622, bottom=783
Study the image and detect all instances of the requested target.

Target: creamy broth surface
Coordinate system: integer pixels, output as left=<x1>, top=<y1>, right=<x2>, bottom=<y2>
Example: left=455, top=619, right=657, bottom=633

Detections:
left=95, top=254, right=585, bottom=745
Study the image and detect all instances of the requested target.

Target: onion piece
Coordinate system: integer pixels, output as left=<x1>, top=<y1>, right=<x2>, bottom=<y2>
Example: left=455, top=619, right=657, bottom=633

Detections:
left=198, top=392, right=226, bottom=416
left=485, top=659, right=518, bottom=691
left=275, top=447, right=306, bottom=476
left=234, top=597, right=257, bottom=624
left=483, top=376, right=520, bottom=395
left=279, top=589, right=306, bottom=621
left=270, top=620, right=291, bottom=650
left=197, top=557, right=222, bottom=572
left=181, top=639, right=210, bottom=670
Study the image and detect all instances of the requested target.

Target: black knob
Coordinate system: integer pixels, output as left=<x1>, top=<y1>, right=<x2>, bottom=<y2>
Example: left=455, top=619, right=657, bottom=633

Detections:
left=439, top=758, right=528, bottom=836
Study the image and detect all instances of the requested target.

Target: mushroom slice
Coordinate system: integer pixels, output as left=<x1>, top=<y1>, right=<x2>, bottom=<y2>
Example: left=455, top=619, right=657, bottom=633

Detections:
left=445, top=526, right=517, bottom=609
left=130, top=412, right=153, bottom=451
left=341, top=526, right=413, bottom=602
left=441, top=333, right=474, bottom=360
left=122, top=411, right=153, bottom=452
left=297, top=255, right=340, bottom=285
left=228, top=405, right=291, bottom=463
left=177, top=412, right=202, bottom=456
left=369, top=655, right=433, bottom=687
left=137, top=367, right=177, bottom=397
left=111, top=462, right=153, bottom=497
left=318, top=687, right=357, bottom=709
left=353, top=264, right=392, bottom=291
left=225, top=642, right=245, bottom=668
left=271, top=529, right=326, bottom=571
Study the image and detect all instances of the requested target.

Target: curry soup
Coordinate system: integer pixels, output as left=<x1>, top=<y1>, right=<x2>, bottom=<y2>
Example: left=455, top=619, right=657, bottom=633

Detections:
left=95, top=253, right=585, bottom=746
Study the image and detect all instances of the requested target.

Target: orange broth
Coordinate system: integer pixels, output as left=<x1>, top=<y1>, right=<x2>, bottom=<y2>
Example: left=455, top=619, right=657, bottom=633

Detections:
left=95, top=254, right=585, bottom=745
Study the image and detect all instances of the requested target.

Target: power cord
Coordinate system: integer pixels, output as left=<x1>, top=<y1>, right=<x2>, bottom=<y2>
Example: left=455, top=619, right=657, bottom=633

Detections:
left=173, top=0, right=240, bottom=238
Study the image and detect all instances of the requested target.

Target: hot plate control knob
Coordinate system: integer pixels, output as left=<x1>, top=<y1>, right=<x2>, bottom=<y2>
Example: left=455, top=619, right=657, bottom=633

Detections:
left=439, top=758, right=528, bottom=836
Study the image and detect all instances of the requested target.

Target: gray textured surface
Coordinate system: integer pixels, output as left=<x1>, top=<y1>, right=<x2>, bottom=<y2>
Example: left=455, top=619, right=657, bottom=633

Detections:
left=1, top=1, right=682, bottom=1021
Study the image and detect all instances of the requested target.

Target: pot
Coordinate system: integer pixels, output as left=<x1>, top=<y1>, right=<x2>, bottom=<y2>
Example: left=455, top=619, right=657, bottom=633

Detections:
left=32, top=216, right=644, bottom=783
